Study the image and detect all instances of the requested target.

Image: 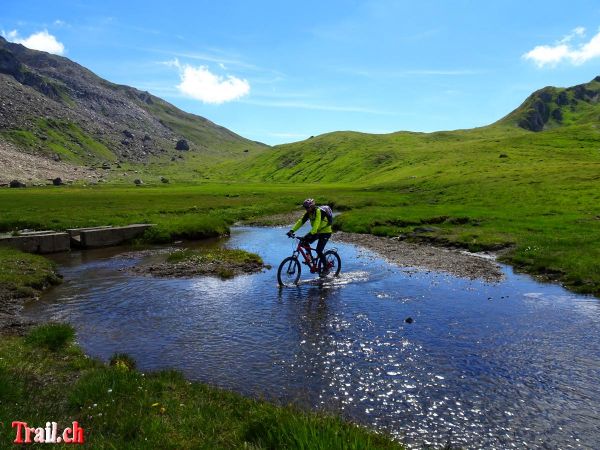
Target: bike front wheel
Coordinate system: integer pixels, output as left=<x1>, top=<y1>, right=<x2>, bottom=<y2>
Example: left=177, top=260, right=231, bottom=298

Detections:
left=277, top=256, right=301, bottom=286
left=318, top=250, right=341, bottom=278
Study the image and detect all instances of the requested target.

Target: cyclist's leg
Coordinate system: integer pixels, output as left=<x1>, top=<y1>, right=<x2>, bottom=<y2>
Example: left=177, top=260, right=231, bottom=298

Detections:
left=302, top=233, right=319, bottom=262
left=316, top=233, right=331, bottom=269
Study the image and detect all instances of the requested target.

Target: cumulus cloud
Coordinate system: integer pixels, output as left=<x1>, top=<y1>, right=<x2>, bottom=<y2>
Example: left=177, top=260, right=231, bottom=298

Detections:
left=523, top=27, right=600, bottom=67
left=3, top=29, right=65, bottom=55
left=168, top=58, right=249, bottom=104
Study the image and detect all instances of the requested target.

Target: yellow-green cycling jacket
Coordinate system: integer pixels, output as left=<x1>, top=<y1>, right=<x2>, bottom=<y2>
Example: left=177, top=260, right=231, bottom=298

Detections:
left=291, top=208, right=333, bottom=235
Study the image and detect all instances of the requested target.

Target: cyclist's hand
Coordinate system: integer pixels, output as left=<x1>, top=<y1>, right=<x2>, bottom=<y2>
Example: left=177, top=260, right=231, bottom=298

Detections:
left=286, top=230, right=295, bottom=238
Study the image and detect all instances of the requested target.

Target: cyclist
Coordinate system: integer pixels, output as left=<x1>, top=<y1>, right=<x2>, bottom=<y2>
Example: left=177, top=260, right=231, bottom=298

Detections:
left=286, top=198, right=333, bottom=276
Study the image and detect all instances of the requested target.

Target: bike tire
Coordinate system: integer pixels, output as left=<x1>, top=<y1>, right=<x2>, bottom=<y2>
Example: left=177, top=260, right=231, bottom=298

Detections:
left=277, top=256, right=301, bottom=286
left=318, top=250, right=341, bottom=278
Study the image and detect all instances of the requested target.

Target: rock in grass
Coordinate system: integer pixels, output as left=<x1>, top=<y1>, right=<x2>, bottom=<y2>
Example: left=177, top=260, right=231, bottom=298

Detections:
left=134, top=178, right=143, bottom=186
left=175, top=139, right=189, bottom=151
left=52, top=177, right=63, bottom=186
left=9, top=180, right=26, bottom=188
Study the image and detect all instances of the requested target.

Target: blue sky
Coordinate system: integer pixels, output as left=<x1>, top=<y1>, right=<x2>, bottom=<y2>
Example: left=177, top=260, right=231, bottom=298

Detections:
left=3, top=0, right=600, bottom=145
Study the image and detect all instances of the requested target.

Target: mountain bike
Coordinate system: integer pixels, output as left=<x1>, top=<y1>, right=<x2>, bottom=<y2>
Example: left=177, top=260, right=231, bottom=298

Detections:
left=277, top=234, right=341, bottom=286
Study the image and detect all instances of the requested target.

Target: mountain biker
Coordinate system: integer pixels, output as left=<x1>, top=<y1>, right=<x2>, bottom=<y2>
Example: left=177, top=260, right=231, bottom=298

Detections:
left=286, top=198, right=333, bottom=276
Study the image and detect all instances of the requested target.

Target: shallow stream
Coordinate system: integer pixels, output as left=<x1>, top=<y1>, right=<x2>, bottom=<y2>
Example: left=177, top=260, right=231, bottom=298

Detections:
left=25, top=226, right=600, bottom=449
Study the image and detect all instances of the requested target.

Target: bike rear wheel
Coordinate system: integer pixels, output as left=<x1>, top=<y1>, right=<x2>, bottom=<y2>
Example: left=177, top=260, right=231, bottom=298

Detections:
left=277, top=256, right=301, bottom=286
left=318, top=250, right=341, bottom=278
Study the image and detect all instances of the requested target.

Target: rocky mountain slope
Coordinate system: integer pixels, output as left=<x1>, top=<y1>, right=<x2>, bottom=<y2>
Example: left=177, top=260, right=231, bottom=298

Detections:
left=0, top=36, right=266, bottom=180
left=498, top=76, right=600, bottom=131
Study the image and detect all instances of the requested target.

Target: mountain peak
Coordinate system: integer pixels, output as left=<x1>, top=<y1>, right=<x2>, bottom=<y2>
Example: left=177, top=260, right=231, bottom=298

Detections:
left=0, top=36, right=266, bottom=169
left=500, top=76, right=600, bottom=132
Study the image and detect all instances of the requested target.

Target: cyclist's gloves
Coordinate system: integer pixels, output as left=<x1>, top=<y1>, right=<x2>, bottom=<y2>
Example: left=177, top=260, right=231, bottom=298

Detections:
left=286, top=230, right=295, bottom=238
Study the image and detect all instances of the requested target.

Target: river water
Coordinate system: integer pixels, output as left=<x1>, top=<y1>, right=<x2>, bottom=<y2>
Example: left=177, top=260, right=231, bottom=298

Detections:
left=24, top=226, right=600, bottom=449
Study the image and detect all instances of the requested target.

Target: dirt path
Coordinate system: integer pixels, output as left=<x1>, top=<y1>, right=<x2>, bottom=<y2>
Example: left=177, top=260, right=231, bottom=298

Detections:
left=333, top=231, right=504, bottom=282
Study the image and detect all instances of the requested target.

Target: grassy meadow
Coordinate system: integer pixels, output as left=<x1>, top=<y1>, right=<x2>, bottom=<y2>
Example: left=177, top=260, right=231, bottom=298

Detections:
left=1, top=118, right=598, bottom=295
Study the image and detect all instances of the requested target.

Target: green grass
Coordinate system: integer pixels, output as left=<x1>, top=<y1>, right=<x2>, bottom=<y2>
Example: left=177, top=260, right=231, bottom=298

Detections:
left=167, top=248, right=262, bottom=266
left=0, top=118, right=115, bottom=164
left=0, top=246, right=61, bottom=298
left=0, top=172, right=599, bottom=296
left=24, top=323, right=75, bottom=351
left=0, top=324, right=403, bottom=449
left=0, top=184, right=304, bottom=242
left=164, top=247, right=263, bottom=279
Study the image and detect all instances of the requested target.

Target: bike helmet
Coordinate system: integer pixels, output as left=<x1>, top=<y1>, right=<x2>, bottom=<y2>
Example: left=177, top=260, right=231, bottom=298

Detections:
left=302, top=198, right=316, bottom=210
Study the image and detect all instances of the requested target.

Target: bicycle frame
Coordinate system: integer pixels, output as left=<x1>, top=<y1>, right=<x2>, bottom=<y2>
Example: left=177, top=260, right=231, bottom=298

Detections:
left=293, top=240, right=320, bottom=273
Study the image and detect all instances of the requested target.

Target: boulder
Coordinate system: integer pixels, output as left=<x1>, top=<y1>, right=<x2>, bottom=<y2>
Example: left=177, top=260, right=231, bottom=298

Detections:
left=160, top=176, right=169, bottom=184
left=122, top=130, right=134, bottom=139
left=175, top=139, right=189, bottom=151
left=52, top=177, right=63, bottom=186
left=9, top=180, right=26, bottom=188
left=102, top=163, right=111, bottom=170
left=133, top=179, right=143, bottom=186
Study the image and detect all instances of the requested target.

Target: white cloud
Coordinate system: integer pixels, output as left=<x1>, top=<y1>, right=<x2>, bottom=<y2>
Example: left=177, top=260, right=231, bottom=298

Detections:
left=3, top=29, right=65, bottom=55
left=523, top=27, right=600, bottom=67
left=168, top=59, right=249, bottom=104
